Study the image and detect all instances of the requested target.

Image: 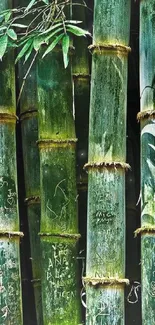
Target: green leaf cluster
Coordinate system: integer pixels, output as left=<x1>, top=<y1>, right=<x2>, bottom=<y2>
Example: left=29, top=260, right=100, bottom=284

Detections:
left=0, top=0, right=91, bottom=67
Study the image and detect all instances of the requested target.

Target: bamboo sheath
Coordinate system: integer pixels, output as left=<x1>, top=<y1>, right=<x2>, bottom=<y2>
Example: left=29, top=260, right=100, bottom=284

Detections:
left=139, top=1, right=155, bottom=323
left=85, top=1, right=131, bottom=324
left=0, top=2, right=23, bottom=324
left=37, top=49, right=81, bottom=324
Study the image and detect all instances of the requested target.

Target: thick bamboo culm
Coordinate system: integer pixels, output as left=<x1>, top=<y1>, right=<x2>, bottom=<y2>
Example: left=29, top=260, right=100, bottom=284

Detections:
left=0, top=1, right=23, bottom=324
left=84, top=1, right=131, bottom=324
left=139, top=1, right=155, bottom=323
left=72, top=0, right=90, bottom=190
left=37, top=48, right=81, bottom=323
left=19, top=60, right=43, bottom=324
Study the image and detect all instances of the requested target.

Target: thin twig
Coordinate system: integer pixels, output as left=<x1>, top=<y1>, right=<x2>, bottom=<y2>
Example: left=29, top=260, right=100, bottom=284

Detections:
left=17, top=51, right=38, bottom=106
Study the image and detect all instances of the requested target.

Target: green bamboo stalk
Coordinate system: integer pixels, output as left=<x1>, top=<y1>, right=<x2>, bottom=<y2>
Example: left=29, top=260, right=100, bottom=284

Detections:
left=15, top=0, right=43, bottom=320
left=72, top=0, right=90, bottom=189
left=0, top=1, right=23, bottom=323
left=37, top=48, right=82, bottom=324
left=84, top=1, right=131, bottom=324
left=139, top=1, right=155, bottom=323
left=18, top=59, right=43, bottom=324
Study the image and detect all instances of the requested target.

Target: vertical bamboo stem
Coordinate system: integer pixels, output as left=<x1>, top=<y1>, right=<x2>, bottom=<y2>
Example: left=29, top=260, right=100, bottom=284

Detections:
left=19, top=60, right=43, bottom=324
left=139, top=1, right=155, bottom=323
left=84, top=1, right=131, bottom=324
left=0, top=1, right=23, bottom=323
left=37, top=48, right=81, bottom=324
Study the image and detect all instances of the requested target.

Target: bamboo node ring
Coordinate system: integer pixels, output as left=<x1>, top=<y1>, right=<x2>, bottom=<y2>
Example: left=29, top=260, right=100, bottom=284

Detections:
left=39, top=232, right=81, bottom=240
left=19, top=109, right=38, bottom=121
left=84, top=161, right=131, bottom=171
left=137, top=110, right=155, bottom=121
left=88, top=43, right=131, bottom=55
left=73, top=73, right=90, bottom=80
left=25, top=196, right=41, bottom=205
left=135, top=226, right=155, bottom=236
left=0, top=112, right=18, bottom=123
left=83, top=276, right=130, bottom=286
left=0, top=231, right=24, bottom=238
left=31, top=279, right=41, bottom=283
left=37, top=138, right=78, bottom=149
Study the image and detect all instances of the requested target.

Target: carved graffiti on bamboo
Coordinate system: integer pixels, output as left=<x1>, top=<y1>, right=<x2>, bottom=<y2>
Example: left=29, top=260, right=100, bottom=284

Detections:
left=46, top=179, right=70, bottom=230
left=0, top=243, right=20, bottom=323
left=45, top=243, right=76, bottom=316
left=0, top=177, right=17, bottom=220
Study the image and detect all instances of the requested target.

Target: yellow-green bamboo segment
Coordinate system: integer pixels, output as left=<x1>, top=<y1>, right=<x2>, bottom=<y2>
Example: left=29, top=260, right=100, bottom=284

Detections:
left=139, top=1, right=155, bottom=323
left=84, top=1, right=131, bottom=324
left=0, top=1, right=23, bottom=323
left=37, top=49, right=82, bottom=324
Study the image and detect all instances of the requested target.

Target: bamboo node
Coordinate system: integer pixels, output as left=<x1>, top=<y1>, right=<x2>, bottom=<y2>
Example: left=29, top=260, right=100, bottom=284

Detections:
left=25, top=196, right=40, bottom=205
left=39, top=232, right=81, bottom=240
left=0, top=231, right=24, bottom=238
left=83, top=276, right=130, bottom=287
left=19, top=109, right=38, bottom=121
left=88, top=43, right=131, bottom=55
left=73, top=73, right=90, bottom=80
left=84, top=161, right=131, bottom=171
left=135, top=226, right=155, bottom=236
left=31, top=279, right=41, bottom=283
left=137, top=110, right=155, bottom=121
left=37, top=138, right=78, bottom=150
left=0, top=112, right=18, bottom=123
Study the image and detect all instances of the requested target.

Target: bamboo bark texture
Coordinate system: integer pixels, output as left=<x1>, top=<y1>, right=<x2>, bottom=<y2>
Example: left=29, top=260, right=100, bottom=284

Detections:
left=19, top=59, right=43, bottom=324
left=139, top=1, right=155, bottom=323
left=37, top=49, right=81, bottom=324
left=72, top=0, right=90, bottom=189
left=0, top=1, right=23, bottom=324
left=84, top=1, right=131, bottom=324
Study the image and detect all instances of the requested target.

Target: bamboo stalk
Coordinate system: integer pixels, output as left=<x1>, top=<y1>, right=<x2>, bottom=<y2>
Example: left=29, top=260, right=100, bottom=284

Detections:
left=85, top=1, right=131, bottom=324
left=37, top=48, right=82, bottom=324
left=18, top=60, right=43, bottom=324
left=72, top=0, right=90, bottom=190
left=0, top=1, right=23, bottom=323
left=139, top=1, right=155, bottom=323
left=15, top=0, right=43, bottom=320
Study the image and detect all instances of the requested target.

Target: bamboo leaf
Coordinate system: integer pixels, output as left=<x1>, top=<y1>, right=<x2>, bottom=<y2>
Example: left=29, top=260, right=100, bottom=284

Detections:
left=42, top=0, right=49, bottom=3
left=33, top=35, right=45, bottom=51
left=24, top=43, right=34, bottom=62
left=25, top=0, right=36, bottom=12
left=15, top=38, right=33, bottom=63
left=42, top=33, right=64, bottom=58
left=62, top=34, right=70, bottom=68
left=4, top=11, right=12, bottom=22
left=65, top=20, right=82, bottom=24
left=40, top=22, right=63, bottom=35
left=7, top=29, right=17, bottom=40
left=0, top=34, right=8, bottom=60
left=44, top=27, right=64, bottom=42
left=12, top=23, right=28, bottom=28
left=66, top=24, right=91, bottom=37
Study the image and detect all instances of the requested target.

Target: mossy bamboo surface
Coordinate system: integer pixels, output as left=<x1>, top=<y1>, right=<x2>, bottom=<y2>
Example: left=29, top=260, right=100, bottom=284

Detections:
left=18, top=59, right=43, bottom=324
left=37, top=50, right=81, bottom=324
left=72, top=0, right=90, bottom=188
left=0, top=2, right=23, bottom=324
left=140, top=1, right=155, bottom=323
left=85, top=1, right=130, bottom=324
